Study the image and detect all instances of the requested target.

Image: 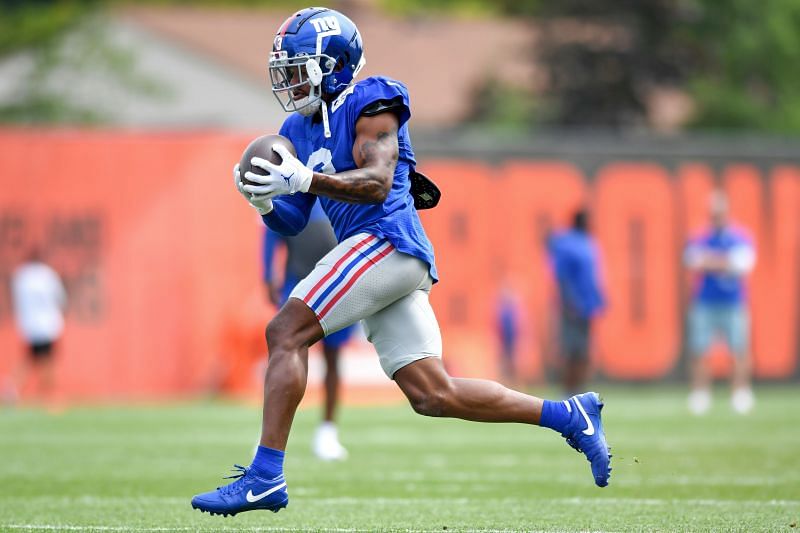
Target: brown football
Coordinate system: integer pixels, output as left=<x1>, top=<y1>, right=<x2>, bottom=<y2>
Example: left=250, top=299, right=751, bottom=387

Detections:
left=239, top=134, right=297, bottom=186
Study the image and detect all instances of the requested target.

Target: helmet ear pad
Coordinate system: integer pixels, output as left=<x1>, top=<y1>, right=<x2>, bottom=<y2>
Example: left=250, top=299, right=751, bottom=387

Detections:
left=305, top=58, right=323, bottom=87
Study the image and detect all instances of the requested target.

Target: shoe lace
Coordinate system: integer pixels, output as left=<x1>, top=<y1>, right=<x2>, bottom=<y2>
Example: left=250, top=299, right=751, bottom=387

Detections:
left=217, top=464, right=249, bottom=496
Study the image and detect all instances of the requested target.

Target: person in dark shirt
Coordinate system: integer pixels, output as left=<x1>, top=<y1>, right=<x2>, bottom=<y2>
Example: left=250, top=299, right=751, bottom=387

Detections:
left=548, top=210, right=606, bottom=397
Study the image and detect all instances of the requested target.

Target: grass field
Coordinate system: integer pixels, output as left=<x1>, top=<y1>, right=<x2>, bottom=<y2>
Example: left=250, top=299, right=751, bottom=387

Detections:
left=1, top=385, right=798, bottom=532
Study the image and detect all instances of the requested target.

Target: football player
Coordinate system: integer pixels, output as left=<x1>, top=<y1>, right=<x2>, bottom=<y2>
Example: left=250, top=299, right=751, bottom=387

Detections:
left=192, top=7, right=611, bottom=516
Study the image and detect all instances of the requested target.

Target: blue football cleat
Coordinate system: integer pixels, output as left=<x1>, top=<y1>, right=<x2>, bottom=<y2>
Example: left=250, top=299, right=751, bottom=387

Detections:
left=561, top=392, right=612, bottom=487
left=191, top=464, right=288, bottom=517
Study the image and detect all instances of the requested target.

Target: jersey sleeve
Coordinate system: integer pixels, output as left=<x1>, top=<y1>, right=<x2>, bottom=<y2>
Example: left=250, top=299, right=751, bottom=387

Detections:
left=278, top=116, right=293, bottom=138
left=350, top=78, right=411, bottom=128
left=261, top=192, right=316, bottom=236
left=729, top=244, right=756, bottom=274
left=729, top=232, right=756, bottom=275
left=683, top=238, right=705, bottom=268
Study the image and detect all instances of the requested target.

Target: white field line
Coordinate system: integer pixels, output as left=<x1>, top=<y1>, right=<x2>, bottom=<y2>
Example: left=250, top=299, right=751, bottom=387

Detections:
left=5, top=528, right=196, bottom=532
left=4, top=471, right=797, bottom=488
left=2, top=524, right=588, bottom=533
left=306, top=496, right=800, bottom=507
left=2, top=495, right=799, bottom=507
left=365, top=471, right=800, bottom=486
left=2, top=497, right=796, bottom=533
left=4, top=527, right=367, bottom=532
left=550, top=496, right=800, bottom=507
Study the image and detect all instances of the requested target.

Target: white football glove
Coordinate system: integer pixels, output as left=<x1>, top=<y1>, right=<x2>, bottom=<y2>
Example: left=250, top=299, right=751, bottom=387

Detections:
left=233, top=163, right=273, bottom=215
left=242, top=145, right=313, bottom=197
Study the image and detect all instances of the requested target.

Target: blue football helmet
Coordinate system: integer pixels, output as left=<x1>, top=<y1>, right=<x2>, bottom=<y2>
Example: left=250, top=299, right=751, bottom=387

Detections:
left=269, top=7, right=365, bottom=116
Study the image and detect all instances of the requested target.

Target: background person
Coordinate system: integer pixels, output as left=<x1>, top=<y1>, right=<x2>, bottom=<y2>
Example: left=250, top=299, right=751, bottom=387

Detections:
left=684, top=191, right=756, bottom=415
left=547, top=209, right=606, bottom=397
left=5, top=247, right=67, bottom=405
left=263, top=199, right=354, bottom=461
left=495, top=280, right=522, bottom=388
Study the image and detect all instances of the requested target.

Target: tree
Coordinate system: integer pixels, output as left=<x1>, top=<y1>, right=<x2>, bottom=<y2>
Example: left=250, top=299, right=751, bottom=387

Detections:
left=686, top=0, right=800, bottom=133
left=0, top=1, right=160, bottom=124
left=483, top=0, right=800, bottom=133
left=531, top=0, right=697, bottom=129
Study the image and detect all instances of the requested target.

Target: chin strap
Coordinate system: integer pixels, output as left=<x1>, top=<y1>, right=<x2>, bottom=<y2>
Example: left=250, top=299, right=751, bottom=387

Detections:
left=321, top=99, right=331, bottom=138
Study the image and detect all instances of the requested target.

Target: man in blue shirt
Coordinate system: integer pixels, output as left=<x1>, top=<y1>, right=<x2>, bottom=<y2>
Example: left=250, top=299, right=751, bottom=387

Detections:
left=495, top=281, right=522, bottom=387
left=548, top=210, right=606, bottom=397
left=263, top=200, right=354, bottom=461
left=684, top=192, right=756, bottom=415
left=191, top=7, right=611, bottom=516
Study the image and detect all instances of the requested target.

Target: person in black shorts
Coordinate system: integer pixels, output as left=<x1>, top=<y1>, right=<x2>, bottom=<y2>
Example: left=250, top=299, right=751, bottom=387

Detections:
left=5, top=248, right=67, bottom=405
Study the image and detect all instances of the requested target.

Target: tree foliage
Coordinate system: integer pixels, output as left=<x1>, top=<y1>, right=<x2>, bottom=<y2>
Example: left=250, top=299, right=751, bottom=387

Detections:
left=0, top=1, right=93, bottom=55
left=686, top=0, right=800, bottom=133
left=531, top=0, right=800, bottom=133
left=3, top=0, right=799, bottom=132
left=0, top=1, right=165, bottom=124
left=536, top=1, right=687, bottom=129
left=401, top=0, right=800, bottom=134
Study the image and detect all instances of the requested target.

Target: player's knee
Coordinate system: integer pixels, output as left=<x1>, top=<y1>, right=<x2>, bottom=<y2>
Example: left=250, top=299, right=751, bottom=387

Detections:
left=265, top=299, right=323, bottom=353
left=407, top=387, right=453, bottom=418
left=265, top=317, right=298, bottom=352
left=265, top=320, right=280, bottom=348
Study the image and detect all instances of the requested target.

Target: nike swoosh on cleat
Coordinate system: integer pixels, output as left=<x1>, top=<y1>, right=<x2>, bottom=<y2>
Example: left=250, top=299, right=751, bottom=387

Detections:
left=573, top=397, right=595, bottom=436
left=245, top=481, right=287, bottom=503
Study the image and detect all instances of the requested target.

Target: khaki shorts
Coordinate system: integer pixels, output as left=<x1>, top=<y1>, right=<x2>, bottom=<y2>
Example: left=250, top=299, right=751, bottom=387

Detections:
left=290, top=232, right=442, bottom=378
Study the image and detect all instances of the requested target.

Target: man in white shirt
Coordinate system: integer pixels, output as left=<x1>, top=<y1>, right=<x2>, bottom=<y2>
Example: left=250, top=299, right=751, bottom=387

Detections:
left=5, top=248, right=67, bottom=404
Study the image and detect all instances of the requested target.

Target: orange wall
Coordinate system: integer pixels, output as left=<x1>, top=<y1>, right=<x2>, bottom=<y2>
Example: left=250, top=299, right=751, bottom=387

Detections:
left=0, top=130, right=797, bottom=400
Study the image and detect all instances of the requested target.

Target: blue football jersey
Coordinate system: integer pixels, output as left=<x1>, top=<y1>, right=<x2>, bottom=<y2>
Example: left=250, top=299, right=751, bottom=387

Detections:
left=266, top=76, right=438, bottom=281
left=547, top=230, right=606, bottom=318
left=686, top=227, right=754, bottom=305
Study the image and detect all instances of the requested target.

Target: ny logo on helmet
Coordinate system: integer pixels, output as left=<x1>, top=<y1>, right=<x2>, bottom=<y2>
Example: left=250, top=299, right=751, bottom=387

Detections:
left=310, top=16, right=340, bottom=33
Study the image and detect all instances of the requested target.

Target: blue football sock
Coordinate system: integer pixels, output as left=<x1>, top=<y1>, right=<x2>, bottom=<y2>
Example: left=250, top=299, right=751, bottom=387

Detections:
left=251, top=445, right=285, bottom=479
left=539, top=399, right=571, bottom=433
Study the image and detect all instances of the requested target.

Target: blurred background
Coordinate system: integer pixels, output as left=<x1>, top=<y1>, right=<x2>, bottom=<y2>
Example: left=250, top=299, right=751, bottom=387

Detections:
left=1, top=0, right=799, bottom=406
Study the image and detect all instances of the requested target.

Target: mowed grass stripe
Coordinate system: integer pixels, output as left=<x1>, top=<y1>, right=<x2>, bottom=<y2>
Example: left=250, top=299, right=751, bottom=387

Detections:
left=1, top=385, right=798, bottom=532
left=3, top=495, right=799, bottom=506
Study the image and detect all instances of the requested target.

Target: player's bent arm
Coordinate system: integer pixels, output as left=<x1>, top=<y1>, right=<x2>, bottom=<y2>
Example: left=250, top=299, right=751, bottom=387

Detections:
left=308, top=112, right=399, bottom=204
left=262, top=193, right=315, bottom=236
